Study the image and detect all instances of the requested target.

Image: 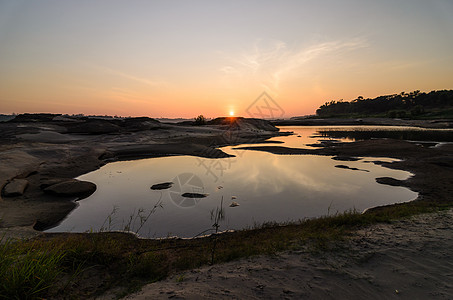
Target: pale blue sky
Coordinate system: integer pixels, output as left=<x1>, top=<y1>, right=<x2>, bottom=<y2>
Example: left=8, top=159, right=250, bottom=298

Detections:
left=1, top=0, right=452, bottom=117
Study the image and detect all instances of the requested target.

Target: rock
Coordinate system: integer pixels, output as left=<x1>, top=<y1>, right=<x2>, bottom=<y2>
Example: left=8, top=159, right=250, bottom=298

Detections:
left=318, top=139, right=341, bottom=143
left=40, top=178, right=74, bottom=189
left=151, top=182, right=173, bottom=190
left=9, top=113, right=59, bottom=123
left=18, top=131, right=80, bottom=143
left=3, top=179, right=29, bottom=197
left=181, top=193, right=208, bottom=198
left=44, top=179, right=96, bottom=198
left=229, top=201, right=239, bottom=207
left=335, top=165, right=357, bottom=170
left=208, top=117, right=279, bottom=132
left=121, top=117, right=161, bottom=131
left=376, top=177, right=405, bottom=187
left=52, top=115, right=78, bottom=122
left=427, top=156, right=453, bottom=168
left=335, top=165, right=369, bottom=172
left=332, top=156, right=361, bottom=161
left=65, top=119, right=120, bottom=135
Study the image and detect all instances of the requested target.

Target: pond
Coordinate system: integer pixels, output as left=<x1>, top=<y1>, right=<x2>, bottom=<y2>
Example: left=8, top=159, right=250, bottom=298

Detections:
left=47, top=126, right=421, bottom=238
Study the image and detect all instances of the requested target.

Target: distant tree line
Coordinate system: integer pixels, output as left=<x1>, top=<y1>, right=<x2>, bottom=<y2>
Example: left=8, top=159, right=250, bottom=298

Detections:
left=316, top=90, right=453, bottom=118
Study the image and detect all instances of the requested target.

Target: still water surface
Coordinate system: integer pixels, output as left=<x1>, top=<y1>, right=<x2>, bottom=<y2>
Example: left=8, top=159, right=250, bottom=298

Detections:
left=47, top=126, right=418, bottom=238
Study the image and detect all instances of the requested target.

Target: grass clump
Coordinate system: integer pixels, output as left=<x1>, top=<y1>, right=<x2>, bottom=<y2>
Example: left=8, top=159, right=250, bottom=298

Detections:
left=1, top=199, right=451, bottom=298
left=0, top=237, right=65, bottom=299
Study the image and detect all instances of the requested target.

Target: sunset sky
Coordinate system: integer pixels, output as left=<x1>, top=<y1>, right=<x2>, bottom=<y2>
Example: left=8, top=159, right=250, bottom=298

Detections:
left=1, top=0, right=452, bottom=118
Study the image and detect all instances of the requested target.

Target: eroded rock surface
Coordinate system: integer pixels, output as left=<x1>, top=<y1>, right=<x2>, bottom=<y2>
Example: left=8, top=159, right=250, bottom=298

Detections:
left=3, top=179, right=29, bottom=197
left=43, top=179, right=96, bottom=198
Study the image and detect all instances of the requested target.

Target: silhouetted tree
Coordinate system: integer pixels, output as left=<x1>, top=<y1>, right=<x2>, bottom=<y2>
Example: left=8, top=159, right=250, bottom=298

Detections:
left=194, top=115, right=206, bottom=125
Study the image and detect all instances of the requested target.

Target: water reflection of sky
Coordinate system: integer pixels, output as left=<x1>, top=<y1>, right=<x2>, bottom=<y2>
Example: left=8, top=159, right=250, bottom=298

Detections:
left=47, top=126, right=418, bottom=238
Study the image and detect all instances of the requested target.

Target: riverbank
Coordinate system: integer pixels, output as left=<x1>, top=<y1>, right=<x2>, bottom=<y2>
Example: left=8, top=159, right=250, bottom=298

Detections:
left=1, top=115, right=452, bottom=298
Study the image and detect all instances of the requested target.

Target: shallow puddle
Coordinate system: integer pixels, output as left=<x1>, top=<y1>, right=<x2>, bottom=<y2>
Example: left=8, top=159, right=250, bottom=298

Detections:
left=47, top=126, right=418, bottom=238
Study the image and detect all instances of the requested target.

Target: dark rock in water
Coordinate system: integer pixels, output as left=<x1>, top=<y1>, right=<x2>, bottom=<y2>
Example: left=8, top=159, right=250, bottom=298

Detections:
left=363, top=160, right=389, bottom=166
left=181, top=192, right=208, bottom=198
left=44, top=179, right=96, bottom=199
left=332, top=156, right=361, bottom=161
left=151, top=182, right=173, bottom=190
left=376, top=177, right=405, bottom=186
left=307, top=140, right=341, bottom=148
left=3, top=179, right=29, bottom=197
left=318, top=139, right=341, bottom=143
left=335, top=164, right=358, bottom=170
left=335, top=165, right=369, bottom=172
left=306, top=143, right=326, bottom=148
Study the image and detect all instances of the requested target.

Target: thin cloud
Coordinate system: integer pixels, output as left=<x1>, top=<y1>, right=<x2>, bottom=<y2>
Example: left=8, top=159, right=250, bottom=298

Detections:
left=89, top=64, right=167, bottom=87
left=220, top=38, right=368, bottom=92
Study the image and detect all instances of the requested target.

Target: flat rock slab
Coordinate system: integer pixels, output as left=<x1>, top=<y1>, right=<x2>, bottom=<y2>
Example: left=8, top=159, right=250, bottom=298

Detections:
left=44, top=179, right=96, bottom=198
left=3, top=179, right=29, bottom=197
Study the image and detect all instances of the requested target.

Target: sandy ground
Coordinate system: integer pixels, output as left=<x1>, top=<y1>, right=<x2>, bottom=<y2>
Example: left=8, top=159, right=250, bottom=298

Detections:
left=125, top=209, right=453, bottom=300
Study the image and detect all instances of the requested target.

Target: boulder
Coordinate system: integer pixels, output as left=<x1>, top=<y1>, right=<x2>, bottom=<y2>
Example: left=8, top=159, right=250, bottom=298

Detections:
left=40, top=178, right=74, bottom=189
left=44, top=179, right=96, bottom=198
left=3, top=179, right=29, bottom=197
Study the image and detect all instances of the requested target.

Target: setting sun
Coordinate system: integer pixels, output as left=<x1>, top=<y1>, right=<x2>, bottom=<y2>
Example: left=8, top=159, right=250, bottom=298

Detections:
left=229, top=110, right=235, bottom=116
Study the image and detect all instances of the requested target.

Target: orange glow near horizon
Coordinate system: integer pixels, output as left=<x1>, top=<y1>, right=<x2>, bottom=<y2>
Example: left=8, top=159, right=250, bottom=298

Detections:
left=0, top=2, right=452, bottom=118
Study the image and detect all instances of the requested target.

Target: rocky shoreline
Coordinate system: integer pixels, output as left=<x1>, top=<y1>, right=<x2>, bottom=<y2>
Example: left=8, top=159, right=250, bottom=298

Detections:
left=0, top=115, right=287, bottom=235
left=1, top=115, right=452, bottom=239
left=2, top=114, right=453, bottom=299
